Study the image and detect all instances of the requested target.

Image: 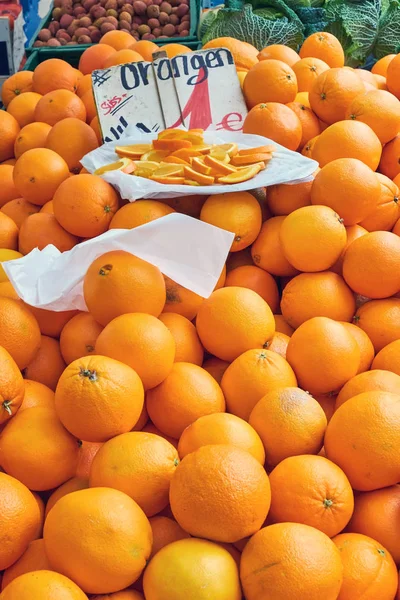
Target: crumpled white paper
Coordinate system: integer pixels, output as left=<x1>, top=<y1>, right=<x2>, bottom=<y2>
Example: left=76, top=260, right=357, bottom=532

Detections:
left=81, top=129, right=318, bottom=201
left=3, top=214, right=234, bottom=312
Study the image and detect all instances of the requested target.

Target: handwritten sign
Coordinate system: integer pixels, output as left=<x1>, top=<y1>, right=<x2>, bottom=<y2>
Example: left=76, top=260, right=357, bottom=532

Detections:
left=92, top=48, right=248, bottom=143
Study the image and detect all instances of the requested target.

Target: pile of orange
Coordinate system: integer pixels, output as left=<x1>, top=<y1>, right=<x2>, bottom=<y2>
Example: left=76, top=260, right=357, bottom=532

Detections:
left=1, top=32, right=400, bottom=600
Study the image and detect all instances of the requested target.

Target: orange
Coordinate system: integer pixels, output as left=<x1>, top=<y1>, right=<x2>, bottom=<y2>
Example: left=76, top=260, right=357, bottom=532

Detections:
left=45, top=477, right=89, bottom=517
left=19, top=379, right=54, bottom=411
left=109, top=200, right=174, bottom=229
left=23, top=335, right=66, bottom=391
left=1, top=539, right=51, bottom=589
left=34, top=90, right=86, bottom=126
left=95, top=313, right=175, bottom=390
left=343, top=231, right=400, bottom=298
left=330, top=224, right=368, bottom=275
left=269, top=454, right=353, bottom=537
left=312, top=120, right=382, bottom=170
left=178, top=412, right=265, bottom=464
left=335, top=369, right=400, bottom=409
left=90, top=431, right=179, bottom=516
left=251, top=216, right=299, bottom=276
left=103, top=49, right=143, bottom=68
left=340, top=321, right=375, bottom=374
left=53, top=174, right=119, bottom=238
left=372, top=54, right=396, bottom=77
left=146, top=362, right=225, bottom=439
left=141, top=422, right=178, bottom=448
left=372, top=340, right=400, bottom=375
left=76, top=74, right=92, bottom=98
left=325, top=391, right=400, bottom=490
left=0, top=212, right=18, bottom=250
left=309, top=67, right=366, bottom=125
left=267, top=331, right=290, bottom=358
left=379, top=134, right=400, bottom=179
left=354, top=298, right=400, bottom=352
left=46, top=118, right=99, bottom=174
left=0, top=407, right=79, bottom=491
left=240, top=522, right=343, bottom=600
left=359, top=173, right=400, bottom=231
left=1, top=71, right=33, bottom=108
left=80, top=89, right=97, bottom=123
left=59, top=312, right=104, bottom=365
left=200, top=191, right=262, bottom=252
left=0, top=472, right=42, bottom=570
left=1, top=198, right=39, bottom=227
left=32, top=59, right=79, bottom=95
left=286, top=102, right=321, bottom=149
left=75, top=441, right=103, bottom=479
left=83, top=251, right=166, bottom=326
left=311, top=158, right=381, bottom=225
left=258, top=44, right=300, bottom=66
left=0, top=570, right=88, bottom=599
left=347, top=485, right=400, bottom=564
left=244, top=59, right=298, bottom=108
left=292, top=57, right=330, bottom=92
left=0, top=111, right=20, bottom=162
left=40, top=200, right=53, bottom=213
left=280, top=205, right=347, bottom=272
left=281, top=271, right=355, bottom=329
left=333, top=532, right=398, bottom=600
left=374, top=73, right=388, bottom=90
left=202, top=356, right=230, bottom=384
left=196, top=287, right=275, bottom=362
left=100, top=30, right=137, bottom=51
left=129, top=40, right=159, bottom=61
left=78, top=44, right=117, bottom=74
left=0, top=296, right=41, bottom=369
left=170, top=444, right=270, bottom=543
left=158, top=312, right=204, bottom=366
left=18, top=213, right=79, bottom=255
left=44, top=487, right=152, bottom=594
left=224, top=264, right=279, bottom=311
left=144, top=538, right=241, bottom=600
left=356, top=68, right=379, bottom=89
left=243, top=102, right=302, bottom=151
left=221, top=348, right=297, bottom=420
left=302, top=134, right=319, bottom=157
left=24, top=306, right=77, bottom=338
left=300, top=31, right=344, bottom=67
left=162, top=194, right=206, bottom=218
left=387, top=54, right=400, bottom=98
left=54, top=355, right=144, bottom=442
left=345, top=89, right=400, bottom=144
left=203, top=37, right=258, bottom=71
left=14, top=121, right=52, bottom=159
left=286, top=317, right=360, bottom=394
left=148, top=516, right=190, bottom=559
left=13, top=148, right=69, bottom=206
left=249, top=386, right=326, bottom=467
left=92, top=592, right=143, bottom=600
left=90, top=116, right=102, bottom=144
left=226, top=247, right=253, bottom=271
left=6, top=92, right=42, bottom=128
left=0, top=280, right=21, bottom=300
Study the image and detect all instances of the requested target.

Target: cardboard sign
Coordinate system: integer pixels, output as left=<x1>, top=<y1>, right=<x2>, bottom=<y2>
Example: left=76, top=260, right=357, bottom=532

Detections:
left=91, top=48, right=248, bottom=143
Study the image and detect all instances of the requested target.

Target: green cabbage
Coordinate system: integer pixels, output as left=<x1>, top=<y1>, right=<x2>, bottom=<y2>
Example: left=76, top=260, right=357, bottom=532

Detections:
left=374, top=0, right=400, bottom=58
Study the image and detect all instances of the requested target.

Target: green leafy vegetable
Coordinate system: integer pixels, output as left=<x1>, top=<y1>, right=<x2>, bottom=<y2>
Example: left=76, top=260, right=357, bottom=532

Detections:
left=374, top=0, right=400, bottom=58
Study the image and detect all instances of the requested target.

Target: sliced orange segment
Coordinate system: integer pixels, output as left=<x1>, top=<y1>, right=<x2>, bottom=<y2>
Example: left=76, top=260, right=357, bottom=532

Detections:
left=154, top=164, right=185, bottom=177
left=140, top=149, right=169, bottom=162
left=158, top=129, right=188, bottom=140
left=218, top=164, right=261, bottom=184
left=231, top=153, right=273, bottom=166
left=184, top=179, right=201, bottom=186
left=133, top=160, right=160, bottom=172
left=194, top=144, right=212, bottom=155
left=170, top=148, right=203, bottom=161
left=153, top=139, right=192, bottom=151
left=209, top=148, right=230, bottom=163
left=203, top=155, right=237, bottom=174
left=192, top=157, right=212, bottom=175
left=163, top=156, right=190, bottom=165
left=238, top=145, right=276, bottom=156
left=95, top=157, right=135, bottom=176
left=115, top=144, right=152, bottom=158
left=184, top=166, right=215, bottom=185
left=188, top=129, right=204, bottom=134
left=217, top=143, right=239, bottom=157
left=184, top=132, right=204, bottom=145
left=150, top=175, right=185, bottom=184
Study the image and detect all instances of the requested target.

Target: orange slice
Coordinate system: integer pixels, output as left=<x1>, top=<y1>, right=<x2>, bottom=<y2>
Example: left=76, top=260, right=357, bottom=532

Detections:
left=158, top=129, right=188, bottom=140
left=194, top=144, right=212, bottom=155
left=184, top=179, right=201, bottom=186
left=133, top=161, right=159, bottom=172
left=150, top=175, right=185, bottom=184
left=231, top=153, right=273, bottom=166
left=153, top=139, right=192, bottom=151
left=217, top=143, right=239, bottom=157
left=192, top=157, right=212, bottom=175
left=238, top=145, right=276, bottom=156
left=237, top=161, right=267, bottom=171
left=163, top=156, right=190, bottom=165
left=154, top=164, right=185, bottom=177
left=141, top=149, right=169, bottom=162
left=184, top=132, right=204, bottom=145
left=203, top=155, right=237, bottom=174
left=170, top=148, right=203, bottom=161
left=218, top=164, right=261, bottom=184
left=209, top=148, right=230, bottom=163
left=184, top=166, right=215, bottom=185
left=188, top=129, right=204, bottom=134
left=94, top=157, right=135, bottom=176
left=115, top=144, right=152, bottom=158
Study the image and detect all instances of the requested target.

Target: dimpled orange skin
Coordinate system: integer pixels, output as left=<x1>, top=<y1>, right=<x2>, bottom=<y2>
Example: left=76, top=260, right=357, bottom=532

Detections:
left=354, top=298, right=400, bottom=352
left=158, top=313, right=204, bottom=366
left=0, top=296, right=41, bottom=370
left=0, top=346, right=25, bottom=425
left=143, top=538, right=241, bottom=600
left=325, top=391, right=400, bottom=491
left=0, top=570, right=89, bottom=600
left=170, top=445, right=271, bottom=543
left=240, top=522, right=343, bottom=600
left=335, top=370, right=400, bottom=409
left=196, top=287, right=275, bottom=362
left=44, top=487, right=152, bottom=595
left=148, top=516, right=190, bottom=559
left=339, top=321, right=375, bottom=374
left=332, top=532, right=398, bottom=600
left=89, top=432, right=179, bottom=517
left=268, top=455, right=354, bottom=538
left=286, top=317, right=360, bottom=394
left=221, top=349, right=297, bottom=421
left=54, top=355, right=144, bottom=443
left=1, top=539, right=51, bottom=589
left=372, top=340, right=400, bottom=375
left=309, top=67, right=365, bottom=124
